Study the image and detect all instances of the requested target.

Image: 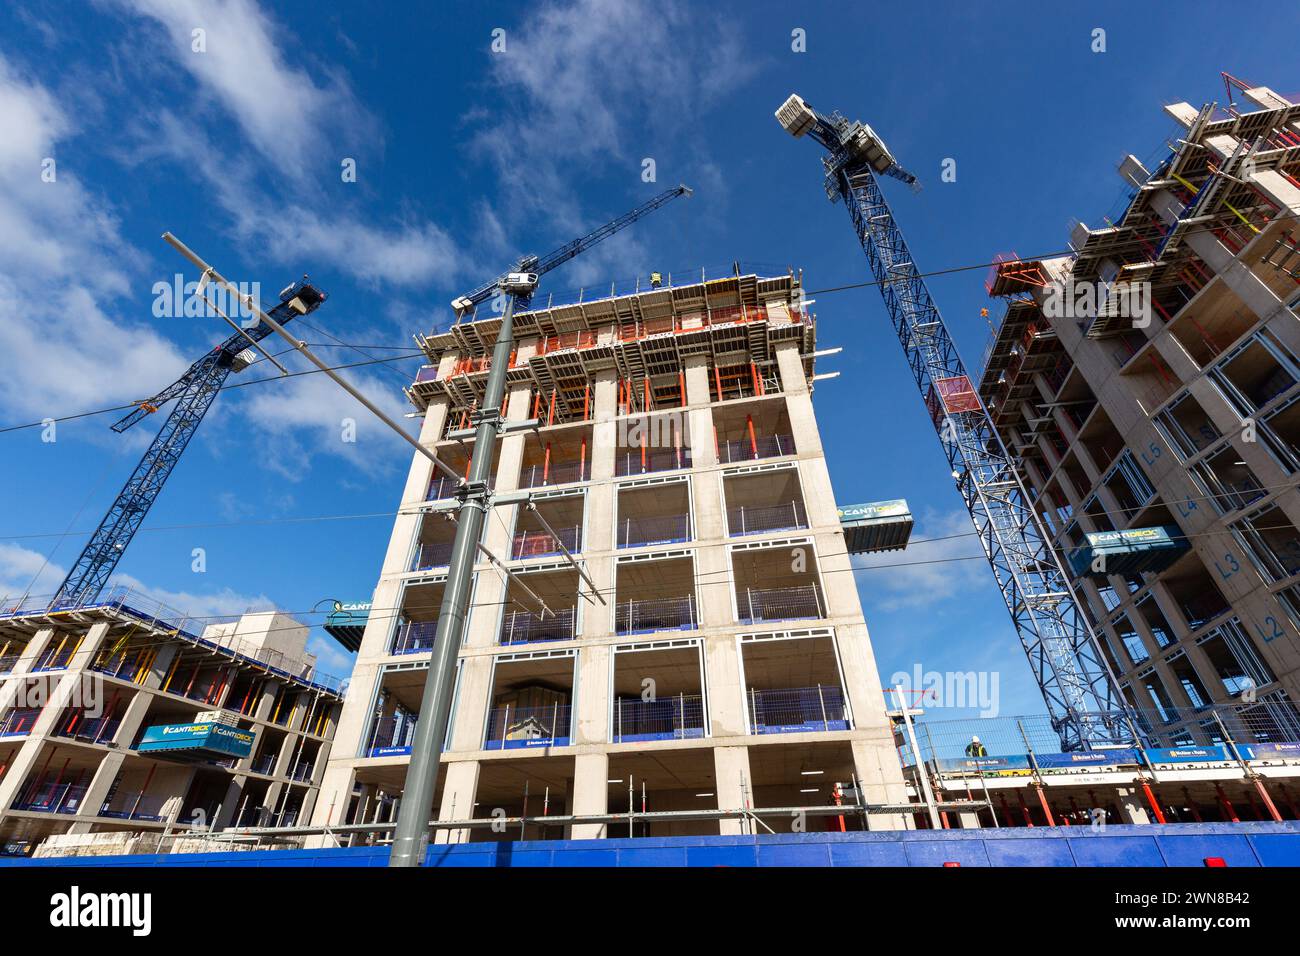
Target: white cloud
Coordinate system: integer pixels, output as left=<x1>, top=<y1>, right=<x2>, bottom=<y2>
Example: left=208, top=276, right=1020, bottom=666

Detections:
left=0, top=541, right=269, bottom=621
left=114, top=0, right=345, bottom=179
left=0, top=54, right=189, bottom=426
left=104, top=0, right=460, bottom=286
left=853, top=508, right=989, bottom=612
left=0, top=541, right=66, bottom=606
left=238, top=359, right=415, bottom=480
left=471, top=0, right=759, bottom=272
left=119, top=71, right=459, bottom=288
left=112, top=571, right=276, bottom=621
left=0, top=540, right=354, bottom=679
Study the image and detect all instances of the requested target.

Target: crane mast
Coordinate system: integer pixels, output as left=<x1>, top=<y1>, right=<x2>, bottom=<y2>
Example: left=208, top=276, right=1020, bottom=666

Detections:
left=776, top=94, right=1131, bottom=750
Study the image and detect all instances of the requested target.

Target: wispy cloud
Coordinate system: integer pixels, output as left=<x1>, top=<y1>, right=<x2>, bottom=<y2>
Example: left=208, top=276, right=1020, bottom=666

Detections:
left=113, top=1, right=460, bottom=288
left=470, top=0, right=761, bottom=282
left=0, top=54, right=189, bottom=426
left=111, top=0, right=360, bottom=179
left=0, top=540, right=353, bottom=679
left=852, top=508, right=988, bottom=612
left=237, top=360, right=414, bottom=480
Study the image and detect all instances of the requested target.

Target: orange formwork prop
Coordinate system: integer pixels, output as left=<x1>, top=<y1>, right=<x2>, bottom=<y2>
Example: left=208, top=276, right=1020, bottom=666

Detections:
left=1016, top=791, right=1035, bottom=827
left=1141, top=782, right=1167, bottom=824
left=1253, top=779, right=1284, bottom=822
left=1215, top=783, right=1239, bottom=822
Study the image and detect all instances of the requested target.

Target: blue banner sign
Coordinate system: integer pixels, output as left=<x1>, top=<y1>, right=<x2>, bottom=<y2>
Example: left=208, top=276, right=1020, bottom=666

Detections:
left=1036, top=749, right=1141, bottom=769
left=935, top=755, right=1031, bottom=774
left=1143, top=745, right=1231, bottom=763
left=1242, top=742, right=1300, bottom=761
left=138, top=722, right=255, bottom=759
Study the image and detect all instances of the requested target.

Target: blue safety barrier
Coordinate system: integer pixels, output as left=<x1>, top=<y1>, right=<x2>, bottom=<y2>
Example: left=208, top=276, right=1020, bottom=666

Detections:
left=5, top=823, right=1300, bottom=867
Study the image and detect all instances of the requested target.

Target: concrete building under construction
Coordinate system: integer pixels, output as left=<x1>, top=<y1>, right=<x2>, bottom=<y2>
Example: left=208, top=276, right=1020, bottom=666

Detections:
left=310, top=270, right=919, bottom=841
left=979, top=78, right=1300, bottom=751
left=0, top=589, right=343, bottom=855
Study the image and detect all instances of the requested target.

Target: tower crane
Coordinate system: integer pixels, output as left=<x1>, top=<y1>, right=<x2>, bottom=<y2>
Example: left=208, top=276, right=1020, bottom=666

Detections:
left=450, top=183, right=693, bottom=315
left=389, top=185, right=691, bottom=866
left=775, top=94, right=1132, bottom=751
left=49, top=279, right=327, bottom=610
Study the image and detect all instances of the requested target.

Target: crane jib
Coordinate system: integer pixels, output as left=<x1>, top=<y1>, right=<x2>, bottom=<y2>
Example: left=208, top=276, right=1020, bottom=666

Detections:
left=48, top=281, right=327, bottom=610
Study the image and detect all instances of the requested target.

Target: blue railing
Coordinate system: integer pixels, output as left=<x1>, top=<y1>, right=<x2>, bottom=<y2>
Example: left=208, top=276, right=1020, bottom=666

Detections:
left=367, top=715, right=417, bottom=757
left=615, top=447, right=692, bottom=476
left=500, top=607, right=575, bottom=645
left=511, top=525, right=581, bottom=560
left=617, top=514, right=691, bottom=548
left=615, top=596, right=696, bottom=635
left=718, top=433, right=795, bottom=464
left=98, top=791, right=166, bottom=822
left=613, top=694, right=706, bottom=742
left=0, top=708, right=42, bottom=737
left=485, top=703, right=572, bottom=749
left=15, top=782, right=87, bottom=815
left=53, top=712, right=121, bottom=745
left=519, top=460, right=587, bottom=489
left=249, top=753, right=278, bottom=775
left=738, top=585, right=823, bottom=624
left=411, top=541, right=454, bottom=571
left=748, top=685, right=849, bottom=735
left=391, top=622, right=437, bottom=656
left=727, top=501, right=807, bottom=536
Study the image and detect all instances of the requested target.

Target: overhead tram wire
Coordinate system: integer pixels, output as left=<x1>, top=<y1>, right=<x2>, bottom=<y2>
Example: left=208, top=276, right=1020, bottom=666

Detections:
left=13, top=502, right=1298, bottom=649
left=0, top=347, right=428, bottom=435
left=7, top=200, right=1300, bottom=440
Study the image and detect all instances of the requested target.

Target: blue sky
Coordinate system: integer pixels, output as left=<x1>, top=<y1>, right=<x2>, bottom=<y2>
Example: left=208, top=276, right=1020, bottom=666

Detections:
left=1, top=0, right=1295, bottom=717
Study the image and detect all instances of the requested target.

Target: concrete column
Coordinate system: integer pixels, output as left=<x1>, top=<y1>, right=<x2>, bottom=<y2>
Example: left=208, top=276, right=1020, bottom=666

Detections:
left=434, top=759, right=479, bottom=844
left=1114, top=786, right=1151, bottom=825
left=213, top=778, right=243, bottom=830
left=591, top=368, right=620, bottom=481
left=579, top=556, right=613, bottom=639
left=570, top=752, right=609, bottom=839
left=851, top=736, right=910, bottom=831
left=0, top=627, right=55, bottom=717
left=307, top=763, right=357, bottom=836
left=66, top=751, right=125, bottom=833
left=692, top=470, right=726, bottom=543
left=695, top=544, right=734, bottom=629
left=703, top=635, right=747, bottom=738
left=448, top=657, right=493, bottom=752
left=103, top=686, right=155, bottom=750
left=713, top=745, right=753, bottom=836
left=574, top=645, right=610, bottom=744
left=775, top=341, right=822, bottom=456
left=683, top=355, right=717, bottom=468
